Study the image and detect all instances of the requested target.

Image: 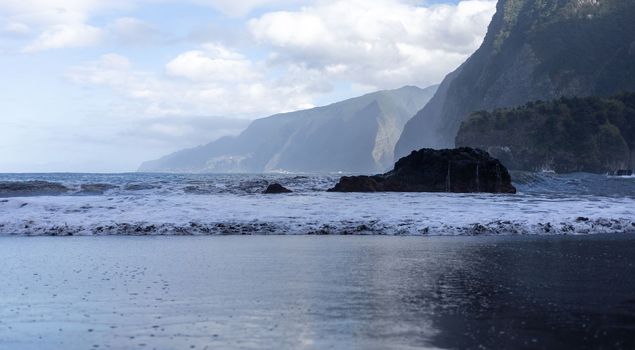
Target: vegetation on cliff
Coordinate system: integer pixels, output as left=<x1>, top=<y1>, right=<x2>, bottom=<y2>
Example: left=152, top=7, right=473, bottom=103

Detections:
left=456, top=92, right=635, bottom=173
left=395, top=0, right=635, bottom=159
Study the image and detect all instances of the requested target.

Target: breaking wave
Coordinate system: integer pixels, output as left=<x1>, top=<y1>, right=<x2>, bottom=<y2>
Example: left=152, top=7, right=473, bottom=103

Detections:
left=2, top=217, right=633, bottom=237
left=0, top=172, right=633, bottom=236
left=0, top=181, right=69, bottom=197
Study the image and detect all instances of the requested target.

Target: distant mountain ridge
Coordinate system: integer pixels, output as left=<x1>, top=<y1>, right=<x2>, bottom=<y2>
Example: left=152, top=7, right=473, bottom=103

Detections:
left=395, top=0, right=635, bottom=159
left=139, top=85, right=438, bottom=173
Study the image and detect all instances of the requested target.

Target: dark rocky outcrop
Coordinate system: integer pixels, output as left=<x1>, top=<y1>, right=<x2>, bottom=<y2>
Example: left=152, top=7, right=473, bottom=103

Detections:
left=0, top=181, right=68, bottom=197
left=396, top=0, right=635, bottom=159
left=263, top=183, right=293, bottom=194
left=328, top=148, right=516, bottom=193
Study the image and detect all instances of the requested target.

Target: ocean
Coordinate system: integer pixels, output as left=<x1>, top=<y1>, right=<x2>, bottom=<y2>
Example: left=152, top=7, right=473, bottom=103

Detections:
left=1, top=172, right=635, bottom=349
left=0, top=172, right=634, bottom=236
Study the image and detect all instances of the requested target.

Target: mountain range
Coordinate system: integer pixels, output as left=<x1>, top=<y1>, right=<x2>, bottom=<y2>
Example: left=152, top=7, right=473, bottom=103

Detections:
left=143, top=0, right=635, bottom=175
left=395, top=0, right=635, bottom=160
left=139, top=85, right=437, bottom=173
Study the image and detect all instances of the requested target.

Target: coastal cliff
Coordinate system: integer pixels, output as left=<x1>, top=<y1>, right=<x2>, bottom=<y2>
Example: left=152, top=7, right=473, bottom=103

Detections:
left=395, top=0, right=635, bottom=159
left=140, top=85, right=437, bottom=174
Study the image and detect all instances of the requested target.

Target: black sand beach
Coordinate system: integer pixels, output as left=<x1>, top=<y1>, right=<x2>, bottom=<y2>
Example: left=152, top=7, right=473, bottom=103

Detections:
left=1, top=235, right=634, bottom=349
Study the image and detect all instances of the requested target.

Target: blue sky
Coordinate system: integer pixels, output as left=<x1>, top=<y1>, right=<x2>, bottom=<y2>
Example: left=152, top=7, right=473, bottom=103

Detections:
left=0, top=0, right=495, bottom=172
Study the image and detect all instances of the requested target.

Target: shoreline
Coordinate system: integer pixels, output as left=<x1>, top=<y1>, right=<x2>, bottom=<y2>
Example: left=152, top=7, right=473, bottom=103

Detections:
left=2, top=229, right=635, bottom=237
left=2, top=234, right=634, bottom=349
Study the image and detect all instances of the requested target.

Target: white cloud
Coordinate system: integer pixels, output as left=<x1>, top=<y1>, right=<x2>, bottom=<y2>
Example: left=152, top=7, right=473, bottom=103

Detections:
left=0, top=0, right=306, bottom=53
left=0, top=1, right=132, bottom=27
left=22, top=23, right=104, bottom=52
left=0, top=0, right=131, bottom=52
left=188, top=0, right=310, bottom=17
left=63, top=0, right=496, bottom=130
left=68, top=48, right=323, bottom=119
left=68, top=53, right=173, bottom=111
left=0, top=0, right=304, bottom=21
left=166, top=43, right=262, bottom=82
left=2, top=0, right=494, bottom=62
left=249, top=0, right=496, bottom=89
left=2, top=22, right=31, bottom=37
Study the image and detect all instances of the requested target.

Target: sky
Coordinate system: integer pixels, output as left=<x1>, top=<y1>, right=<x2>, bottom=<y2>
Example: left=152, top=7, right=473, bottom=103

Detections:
left=0, top=0, right=496, bottom=172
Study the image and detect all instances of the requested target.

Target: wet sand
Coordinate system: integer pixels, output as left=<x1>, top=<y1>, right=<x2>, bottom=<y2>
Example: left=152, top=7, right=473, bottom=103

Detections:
left=0, top=235, right=634, bottom=349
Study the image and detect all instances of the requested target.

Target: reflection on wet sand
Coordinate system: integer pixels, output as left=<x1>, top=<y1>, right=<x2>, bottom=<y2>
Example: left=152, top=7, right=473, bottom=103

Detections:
left=0, top=235, right=634, bottom=349
left=423, top=237, right=635, bottom=349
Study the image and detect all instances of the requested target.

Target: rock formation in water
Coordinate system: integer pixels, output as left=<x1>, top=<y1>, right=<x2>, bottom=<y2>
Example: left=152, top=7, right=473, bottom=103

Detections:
left=328, top=147, right=516, bottom=193
left=456, top=93, right=635, bottom=173
left=0, top=181, right=68, bottom=197
left=140, top=85, right=437, bottom=174
left=395, top=0, right=635, bottom=160
left=263, top=183, right=293, bottom=194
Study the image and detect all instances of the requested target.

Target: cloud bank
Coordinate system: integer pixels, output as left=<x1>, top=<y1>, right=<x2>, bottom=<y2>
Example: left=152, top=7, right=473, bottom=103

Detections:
left=249, top=0, right=495, bottom=87
left=62, top=0, right=495, bottom=119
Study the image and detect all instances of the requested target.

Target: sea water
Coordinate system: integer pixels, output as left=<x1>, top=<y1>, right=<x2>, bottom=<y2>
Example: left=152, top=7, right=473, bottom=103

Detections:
left=0, top=172, right=634, bottom=236
left=1, top=173, right=635, bottom=349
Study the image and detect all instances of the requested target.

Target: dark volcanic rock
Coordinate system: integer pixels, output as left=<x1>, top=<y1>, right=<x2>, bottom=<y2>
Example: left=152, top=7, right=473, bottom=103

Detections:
left=0, top=181, right=68, bottom=197
left=263, top=183, right=293, bottom=194
left=328, top=148, right=516, bottom=193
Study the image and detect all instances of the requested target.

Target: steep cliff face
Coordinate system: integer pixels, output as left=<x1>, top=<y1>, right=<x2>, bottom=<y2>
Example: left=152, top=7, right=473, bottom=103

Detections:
left=139, top=85, right=437, bottom=174
left=395, top=0, right=635, bottom=159
left=456, top=93, right=635, bottom=173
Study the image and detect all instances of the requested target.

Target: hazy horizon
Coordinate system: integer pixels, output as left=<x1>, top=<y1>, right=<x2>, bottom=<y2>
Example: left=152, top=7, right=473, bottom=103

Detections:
left=0, top=0, right=495, bottom=172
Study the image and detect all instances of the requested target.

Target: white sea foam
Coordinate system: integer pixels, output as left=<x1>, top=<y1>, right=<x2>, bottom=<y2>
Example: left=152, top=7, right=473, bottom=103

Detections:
left=1, top=188, right=633, bottom=236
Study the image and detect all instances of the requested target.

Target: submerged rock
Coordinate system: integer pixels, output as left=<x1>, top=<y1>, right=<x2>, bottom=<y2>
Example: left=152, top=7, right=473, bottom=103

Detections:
left=328, top=147, right=516, bottom=193
left=263, top=183, right=293, bottom=194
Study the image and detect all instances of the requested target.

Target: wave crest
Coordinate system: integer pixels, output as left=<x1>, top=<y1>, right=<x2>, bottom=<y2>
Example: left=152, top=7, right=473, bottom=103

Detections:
left=0, top=181, right=68, bottom=197
left=2, top=217, right=633, bottom=237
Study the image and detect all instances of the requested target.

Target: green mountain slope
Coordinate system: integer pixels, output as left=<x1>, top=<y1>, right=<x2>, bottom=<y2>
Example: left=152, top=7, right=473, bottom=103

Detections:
left=456, top=92, right=635, bottom=173
left=395, top=0, right=635, bottom=159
